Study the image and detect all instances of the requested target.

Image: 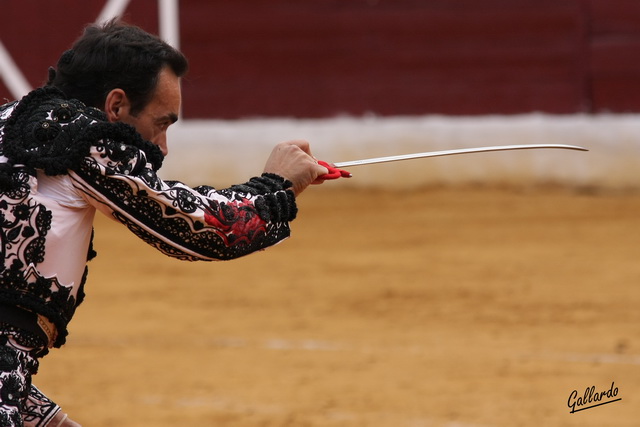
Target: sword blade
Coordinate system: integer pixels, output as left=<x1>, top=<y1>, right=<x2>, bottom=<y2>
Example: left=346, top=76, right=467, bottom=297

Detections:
left=333, top=144, right=588, bottom=168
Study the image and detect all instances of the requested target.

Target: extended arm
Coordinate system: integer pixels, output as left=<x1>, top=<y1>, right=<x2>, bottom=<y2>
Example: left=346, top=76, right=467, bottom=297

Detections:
left=71, top=140, right=297, bottom=261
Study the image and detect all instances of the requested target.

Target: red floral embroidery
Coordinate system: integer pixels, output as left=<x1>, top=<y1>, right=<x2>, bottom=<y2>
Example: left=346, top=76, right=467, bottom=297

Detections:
left=203, top=197, right=268, bottom=246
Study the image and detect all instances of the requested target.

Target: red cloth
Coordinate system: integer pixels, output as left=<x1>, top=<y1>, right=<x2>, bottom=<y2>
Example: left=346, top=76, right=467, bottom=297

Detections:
left=317, top=160, right=352, bottom=180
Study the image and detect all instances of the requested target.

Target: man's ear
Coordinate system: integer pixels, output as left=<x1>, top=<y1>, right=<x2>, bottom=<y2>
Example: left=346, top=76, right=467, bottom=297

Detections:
left=103, top=88, right=131, bottom=123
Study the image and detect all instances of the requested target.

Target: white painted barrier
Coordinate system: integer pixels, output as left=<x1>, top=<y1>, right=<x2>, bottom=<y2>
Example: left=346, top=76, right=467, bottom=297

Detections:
left=161, top=114, right=640, bottom=191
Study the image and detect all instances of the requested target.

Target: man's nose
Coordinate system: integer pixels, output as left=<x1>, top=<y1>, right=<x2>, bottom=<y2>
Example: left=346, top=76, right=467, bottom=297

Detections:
left=154, top=132, right=168, bottom=156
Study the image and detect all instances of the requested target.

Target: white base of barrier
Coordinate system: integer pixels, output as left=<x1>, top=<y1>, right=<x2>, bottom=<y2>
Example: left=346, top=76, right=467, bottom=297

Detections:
left=161, top=114, right=640, bottom=191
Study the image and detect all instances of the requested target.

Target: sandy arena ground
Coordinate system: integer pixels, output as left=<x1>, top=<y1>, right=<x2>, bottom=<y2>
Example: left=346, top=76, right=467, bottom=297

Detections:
left=33, top=186, right=640, bottom=426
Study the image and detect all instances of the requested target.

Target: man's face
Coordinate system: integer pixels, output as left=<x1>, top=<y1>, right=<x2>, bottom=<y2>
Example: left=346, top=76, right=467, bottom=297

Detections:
left=119, top=67, right=181, bottom=156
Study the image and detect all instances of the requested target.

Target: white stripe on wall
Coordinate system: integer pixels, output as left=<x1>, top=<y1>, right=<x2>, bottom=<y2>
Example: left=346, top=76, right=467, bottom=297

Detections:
left=96, top=0, right=131, bottom=24
left=159, top=0, right=180, bottom=49
left=161, top=114, right=639, bottom=191
left=0, top=40, right=32, bottom=99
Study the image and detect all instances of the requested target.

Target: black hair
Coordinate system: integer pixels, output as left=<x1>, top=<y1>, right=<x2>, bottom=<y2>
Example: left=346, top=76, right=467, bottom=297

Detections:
left=47, top=19, right=188, bottom=115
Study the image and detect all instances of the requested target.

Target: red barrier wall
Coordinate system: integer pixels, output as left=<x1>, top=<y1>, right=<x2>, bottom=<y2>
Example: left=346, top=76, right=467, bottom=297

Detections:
left=2, top=0, right=640, bottom=118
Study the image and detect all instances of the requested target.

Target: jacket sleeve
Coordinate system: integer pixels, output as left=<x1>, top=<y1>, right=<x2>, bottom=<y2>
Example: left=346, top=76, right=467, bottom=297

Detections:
left=2, top=87, right=295, bottom=261
left=69, top=131, right=297, bottom=262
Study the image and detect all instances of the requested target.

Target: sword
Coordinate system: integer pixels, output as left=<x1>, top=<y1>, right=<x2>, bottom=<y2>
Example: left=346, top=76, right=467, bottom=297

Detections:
left=332, top=144, right=588, bottom=168
left=317, top=144, right=588, bottom=179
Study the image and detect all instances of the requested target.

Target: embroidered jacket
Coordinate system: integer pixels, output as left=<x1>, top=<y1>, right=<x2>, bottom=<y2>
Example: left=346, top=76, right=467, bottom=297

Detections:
left=0, top=87, right=297, bottom=347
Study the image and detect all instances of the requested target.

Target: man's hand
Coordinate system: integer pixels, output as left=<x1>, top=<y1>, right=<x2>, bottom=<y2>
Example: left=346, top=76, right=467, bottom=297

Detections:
left=263, top=140, right=329, bottom=196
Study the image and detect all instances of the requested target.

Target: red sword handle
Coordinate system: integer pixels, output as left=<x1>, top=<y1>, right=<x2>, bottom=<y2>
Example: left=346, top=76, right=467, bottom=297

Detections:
left=317, top=160, right=352, bottom=180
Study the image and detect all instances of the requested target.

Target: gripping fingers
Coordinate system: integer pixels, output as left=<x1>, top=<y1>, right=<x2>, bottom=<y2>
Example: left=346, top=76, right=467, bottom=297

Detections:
left=317, top=160, right=352, bottom=180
